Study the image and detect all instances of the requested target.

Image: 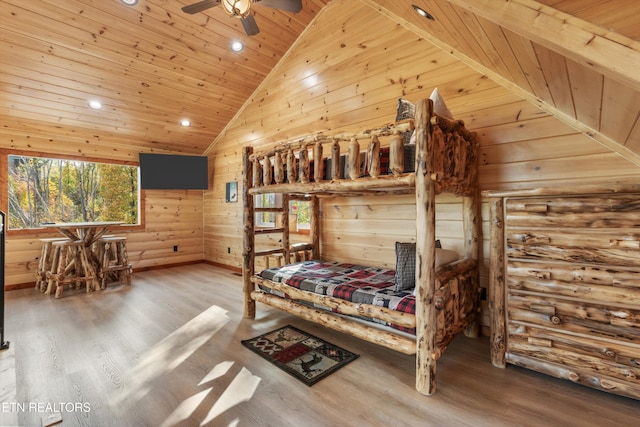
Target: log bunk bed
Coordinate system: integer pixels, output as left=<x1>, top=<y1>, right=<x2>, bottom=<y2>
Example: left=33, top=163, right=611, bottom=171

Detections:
left=242, top=98, right=481, bottom=395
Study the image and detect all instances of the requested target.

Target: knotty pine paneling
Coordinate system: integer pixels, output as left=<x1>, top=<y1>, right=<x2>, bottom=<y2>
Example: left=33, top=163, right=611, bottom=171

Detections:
left=367, top=0, right=640, bottom=157
left=0, top=0, right=330, bottom=156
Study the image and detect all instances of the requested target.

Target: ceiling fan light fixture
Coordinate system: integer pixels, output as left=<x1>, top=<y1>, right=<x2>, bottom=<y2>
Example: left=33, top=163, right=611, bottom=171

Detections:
left=222, top=0, right=251, bottom=18
left=231, top=40, right=244, bottom=52
left=88, top=99, right=103, bottom=110
left=120, top=0, right=138, bottom=6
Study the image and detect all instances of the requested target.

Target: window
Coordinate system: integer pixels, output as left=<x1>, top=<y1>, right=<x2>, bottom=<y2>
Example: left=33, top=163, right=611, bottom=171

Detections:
left=254, top=194, right=310, bottom=231
left=7, top=154, right=139, bottom=230
left=290, top=199, right=310, bottom=230
left=255, top=193, right=281, bottom=227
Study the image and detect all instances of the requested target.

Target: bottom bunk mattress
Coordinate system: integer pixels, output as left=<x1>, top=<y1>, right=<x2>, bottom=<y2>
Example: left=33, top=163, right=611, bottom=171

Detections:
left=259, top=260, right=417, bottom=334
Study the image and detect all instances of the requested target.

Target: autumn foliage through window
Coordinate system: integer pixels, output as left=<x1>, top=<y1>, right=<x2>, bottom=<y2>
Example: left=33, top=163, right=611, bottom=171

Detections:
left=8, top=155, right=139, bottom=229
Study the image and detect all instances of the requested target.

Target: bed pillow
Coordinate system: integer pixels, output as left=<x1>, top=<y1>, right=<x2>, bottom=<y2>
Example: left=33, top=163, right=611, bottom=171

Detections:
left=394, top=240, right=447, bottom=291
left=436, top=248, right=459, bottom=266
left=395, top=98, right=415, bottom=121
left=412, top=248, right=460, bottom=296
left=394, top=242, right=416, bottom=291
left=429, top=88, right=454, bottom=120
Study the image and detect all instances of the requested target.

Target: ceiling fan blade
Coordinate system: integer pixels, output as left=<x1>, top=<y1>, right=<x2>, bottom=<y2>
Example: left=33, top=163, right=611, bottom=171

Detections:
left=256, top=0, right=302, bottom=13
left=241, top=14, right=260, bottom=36
left=181, top=0, right=221, bottom=14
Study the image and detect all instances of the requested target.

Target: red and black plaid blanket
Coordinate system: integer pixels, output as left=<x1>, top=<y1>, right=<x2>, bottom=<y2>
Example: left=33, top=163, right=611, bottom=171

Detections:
left=259, top=260, right=416, bottom=334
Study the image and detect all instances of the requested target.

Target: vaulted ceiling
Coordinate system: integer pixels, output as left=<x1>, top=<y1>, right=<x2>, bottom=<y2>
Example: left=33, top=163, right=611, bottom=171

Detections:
left=1, top=0, right=638, bottom=163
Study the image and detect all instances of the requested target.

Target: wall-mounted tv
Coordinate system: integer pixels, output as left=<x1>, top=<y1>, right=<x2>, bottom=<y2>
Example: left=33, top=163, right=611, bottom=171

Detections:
left=139, top=153, right=208, bottom=190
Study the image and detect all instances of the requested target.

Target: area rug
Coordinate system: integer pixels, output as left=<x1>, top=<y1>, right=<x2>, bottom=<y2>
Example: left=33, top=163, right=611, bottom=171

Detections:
left=241, top=325, right=359, bottom=386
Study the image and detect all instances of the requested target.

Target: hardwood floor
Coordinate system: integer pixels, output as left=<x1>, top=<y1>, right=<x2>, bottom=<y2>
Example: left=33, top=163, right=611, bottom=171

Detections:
left=1, top=264, right=638, bottom=426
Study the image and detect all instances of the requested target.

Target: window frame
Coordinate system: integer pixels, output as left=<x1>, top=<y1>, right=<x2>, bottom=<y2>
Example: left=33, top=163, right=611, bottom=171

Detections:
left=254, top=193, right=282, bottom=228
left=1, top=148, right=145, bottom=236
left=254, top=194, right=310, bottom=233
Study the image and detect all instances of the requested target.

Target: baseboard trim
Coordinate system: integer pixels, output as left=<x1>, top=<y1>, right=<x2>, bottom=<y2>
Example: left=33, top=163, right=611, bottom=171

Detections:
left=5, top=260, right=243, bottom=291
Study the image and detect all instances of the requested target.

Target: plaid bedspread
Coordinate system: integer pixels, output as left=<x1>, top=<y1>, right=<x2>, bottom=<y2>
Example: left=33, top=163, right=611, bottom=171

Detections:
left=259, top=260, right=416, bottom=334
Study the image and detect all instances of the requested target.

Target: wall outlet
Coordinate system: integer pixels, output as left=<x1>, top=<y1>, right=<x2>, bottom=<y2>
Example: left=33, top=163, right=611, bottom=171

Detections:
left=227, top=247, right=231, bottom=254
left=173, top=245, right=178, bottom=252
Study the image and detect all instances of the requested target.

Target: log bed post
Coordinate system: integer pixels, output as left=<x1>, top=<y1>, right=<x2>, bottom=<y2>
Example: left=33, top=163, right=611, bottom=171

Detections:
left=274, top=152, right=284, bottom=184
left=348, top=138, right=360, bottom=180
left=489, top=197, right=506, bottom=367
left=282, top=193, right=291, bottom=263
left=314, top=142, right=323, bottom=182
left=311, top=195, right=320, bottom=259
left=331, top=141, right=340, bottom=180
left=299, top=146, right=310, bottom=184
left=415, top=98, right=437, bottom=395
left=286, top=149, right=297, bottom=183
left=242, top=146, right=256, bottom=318
left=462, top=191, right=481, bottom=338
left=368, top=136, right=381, bottom=178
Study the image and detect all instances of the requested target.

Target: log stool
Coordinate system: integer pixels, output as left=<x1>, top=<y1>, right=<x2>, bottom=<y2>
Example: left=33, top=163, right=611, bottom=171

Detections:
left=99, top=236, right=132, bottom=289
left=46, top=239, right=97, bottom=298
left=35, top=237, right=69, bottom=292
left=93, top=234, right=115, bottom=266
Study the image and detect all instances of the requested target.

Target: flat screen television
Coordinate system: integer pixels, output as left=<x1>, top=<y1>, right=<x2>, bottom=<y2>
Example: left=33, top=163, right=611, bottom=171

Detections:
left=139, top=153, right=208, bottom=190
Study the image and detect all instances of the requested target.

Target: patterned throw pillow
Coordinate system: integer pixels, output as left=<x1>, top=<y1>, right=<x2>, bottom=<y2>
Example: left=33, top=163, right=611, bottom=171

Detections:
left=395, top=98, right=415, bottom=121
left=394, top=242, right=416, bottom=291
left=395, top=240, right=445, bottom=292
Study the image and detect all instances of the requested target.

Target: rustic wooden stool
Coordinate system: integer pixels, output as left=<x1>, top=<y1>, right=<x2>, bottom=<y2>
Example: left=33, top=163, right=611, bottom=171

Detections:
left=46, top=239, right=97, bottom=298
left=99, top=236, right=132, bottom=288
left=35, top=237, right=69, bottom=292
left=93, top=234, right=115, bottom=265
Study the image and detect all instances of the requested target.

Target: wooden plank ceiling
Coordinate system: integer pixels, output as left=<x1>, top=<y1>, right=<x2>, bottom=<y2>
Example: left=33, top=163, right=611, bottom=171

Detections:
left=0, top=0, right=330, bottom=156
left=0, top=0, right=638, bottom=160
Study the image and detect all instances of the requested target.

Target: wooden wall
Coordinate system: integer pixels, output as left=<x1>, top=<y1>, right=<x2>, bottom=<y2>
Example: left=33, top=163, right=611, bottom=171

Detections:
left=203, top=0, right=640, bottom=327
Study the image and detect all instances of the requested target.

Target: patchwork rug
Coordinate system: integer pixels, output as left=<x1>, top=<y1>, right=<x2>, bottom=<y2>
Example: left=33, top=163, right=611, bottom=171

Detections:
left=241, top=325, right=359, bottom=386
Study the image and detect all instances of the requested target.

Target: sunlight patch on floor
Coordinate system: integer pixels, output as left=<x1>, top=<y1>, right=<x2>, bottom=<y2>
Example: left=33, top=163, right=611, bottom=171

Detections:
left=200, top=367, right=261, bottom=426
left=110, top=305, right=230, bottom=407
left=158, top=387, right=213, bottom=427
left=158, top=361, right=261, bottom=426
left=198, top=360, right=234, bottom=386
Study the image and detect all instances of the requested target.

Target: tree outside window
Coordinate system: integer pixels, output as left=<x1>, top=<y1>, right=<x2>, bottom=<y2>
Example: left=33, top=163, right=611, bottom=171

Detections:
left=7, top=154, right=139, bottom=230
left=254, top=194, right=310, bottom=230
left=290, top=200, right=310, bottom=230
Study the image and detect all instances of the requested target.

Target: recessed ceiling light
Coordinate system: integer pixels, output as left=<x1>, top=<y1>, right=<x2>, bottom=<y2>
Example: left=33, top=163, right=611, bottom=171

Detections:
left=413, top=5, right=435, bottom=20
left=231, top=41, right=244, bottom=52
left=180, top=119, right=191, bottom=127
left=88, top=100, right=103, bottom=110
left=120, top=0, right=138, bottom=5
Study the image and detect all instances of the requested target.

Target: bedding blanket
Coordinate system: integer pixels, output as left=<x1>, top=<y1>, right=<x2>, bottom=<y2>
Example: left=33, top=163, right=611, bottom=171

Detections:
left=259, top=260, right=416, bottom=334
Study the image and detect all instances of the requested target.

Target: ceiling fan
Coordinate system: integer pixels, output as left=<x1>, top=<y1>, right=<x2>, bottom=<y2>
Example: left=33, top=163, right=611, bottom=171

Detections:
left=181, top=0, right=303, bottom=36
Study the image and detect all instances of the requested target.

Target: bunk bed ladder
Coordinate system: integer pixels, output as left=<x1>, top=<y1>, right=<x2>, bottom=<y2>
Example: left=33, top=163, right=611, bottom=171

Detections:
left=254, top=194, right=291, bottom=266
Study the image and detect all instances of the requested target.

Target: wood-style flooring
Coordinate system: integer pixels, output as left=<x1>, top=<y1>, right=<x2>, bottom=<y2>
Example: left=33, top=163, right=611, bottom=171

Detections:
left=1, top=264, right=638, bottom=426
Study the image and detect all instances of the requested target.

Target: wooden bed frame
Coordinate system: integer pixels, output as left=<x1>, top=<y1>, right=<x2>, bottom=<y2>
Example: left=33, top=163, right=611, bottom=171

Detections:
left=242, top=98, right=481, bottom=395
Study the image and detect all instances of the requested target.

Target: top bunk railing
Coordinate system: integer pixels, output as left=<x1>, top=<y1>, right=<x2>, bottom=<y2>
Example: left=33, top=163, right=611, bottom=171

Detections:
left=245, top=99, right=478, bottom=197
